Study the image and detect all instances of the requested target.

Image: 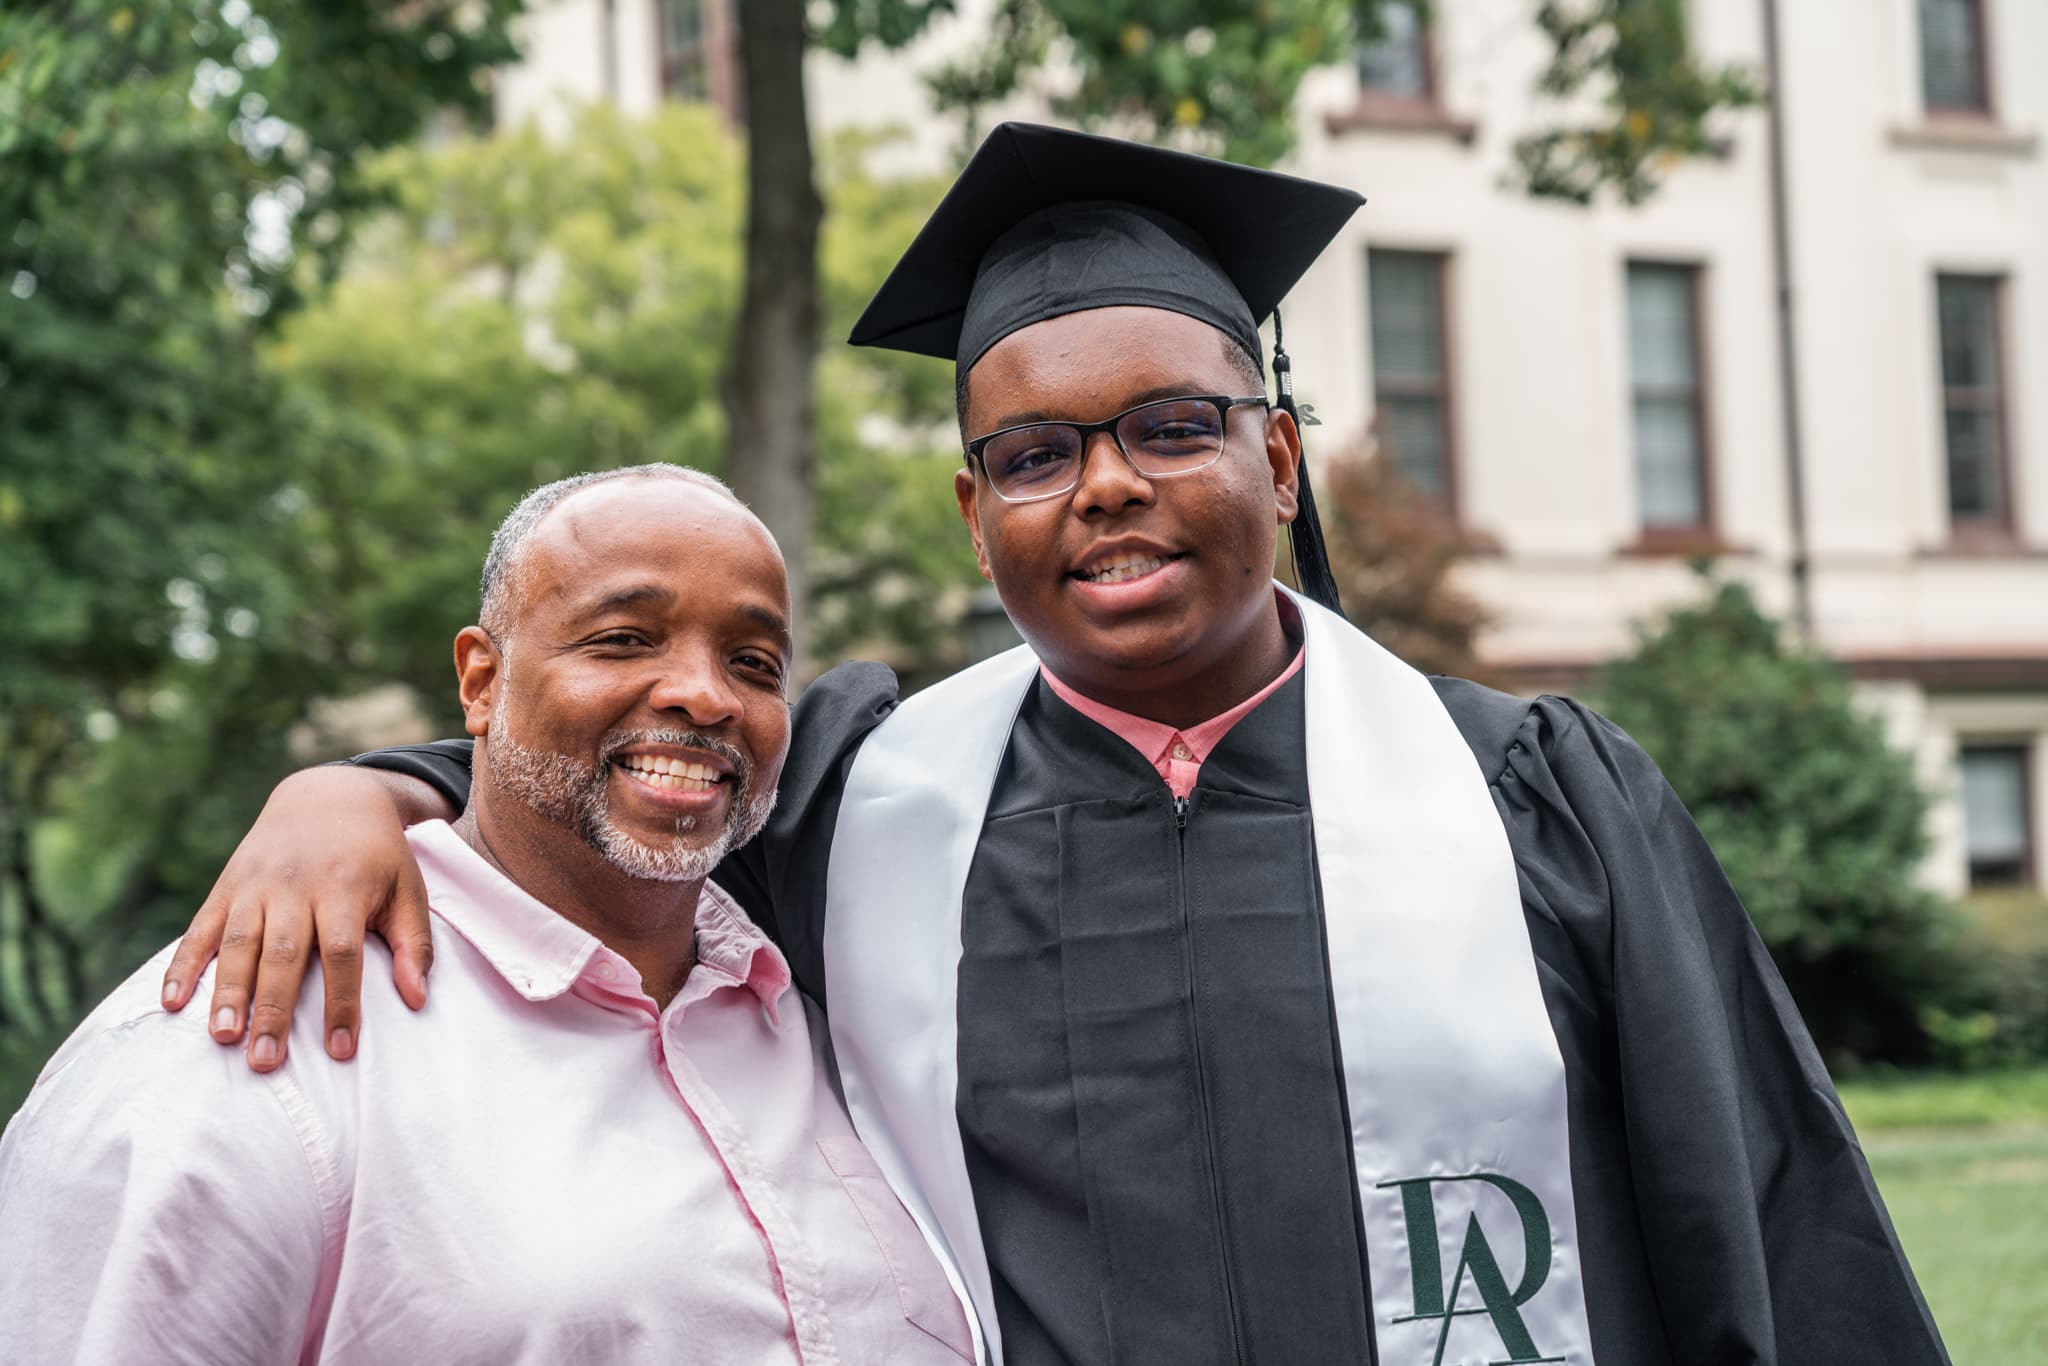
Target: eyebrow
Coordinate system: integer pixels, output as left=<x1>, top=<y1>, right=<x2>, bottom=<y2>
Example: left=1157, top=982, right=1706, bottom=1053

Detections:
left=984, top=383, right=1222, bottom=433
left=570, top=585, right=792, bottom=647
left=740, top=603, right=794, bottom=647
left=574, top=585, right=677, bottom=618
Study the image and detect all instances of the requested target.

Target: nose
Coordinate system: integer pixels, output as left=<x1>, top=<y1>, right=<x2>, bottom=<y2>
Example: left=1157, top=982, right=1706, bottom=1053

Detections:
left=1068, top=428, right=1156, bottom=518
left=646, top=645, right=741, bottom=729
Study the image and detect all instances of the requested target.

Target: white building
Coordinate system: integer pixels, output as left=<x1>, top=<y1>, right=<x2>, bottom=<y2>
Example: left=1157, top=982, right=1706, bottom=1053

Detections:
left=496, top=0, right=2047, bottom=899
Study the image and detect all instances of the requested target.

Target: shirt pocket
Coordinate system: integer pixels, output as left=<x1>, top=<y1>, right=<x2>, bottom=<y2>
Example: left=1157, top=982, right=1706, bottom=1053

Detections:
left=817, top=1136, right=978, bottom=1363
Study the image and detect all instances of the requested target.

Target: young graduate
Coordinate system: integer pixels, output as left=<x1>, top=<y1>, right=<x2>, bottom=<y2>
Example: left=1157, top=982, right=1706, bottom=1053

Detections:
left=165, top=124, right=1948, bottom=1366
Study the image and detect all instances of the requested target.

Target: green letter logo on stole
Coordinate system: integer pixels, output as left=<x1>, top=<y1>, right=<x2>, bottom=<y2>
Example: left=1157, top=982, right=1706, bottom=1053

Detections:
left=1379, top=1174, right=1568, bottom=1365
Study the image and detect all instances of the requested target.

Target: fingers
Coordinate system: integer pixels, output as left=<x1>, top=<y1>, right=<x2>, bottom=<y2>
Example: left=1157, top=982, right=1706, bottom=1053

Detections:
left=162, top=893, right=230, bottom=1012
left=205, top=898, right=268, bottom=1045
left=380, top=857, right=436, bottom=1013
left=243, top=904, right=316, bottom=1074
left=317, top=904, right=364, bottom=1062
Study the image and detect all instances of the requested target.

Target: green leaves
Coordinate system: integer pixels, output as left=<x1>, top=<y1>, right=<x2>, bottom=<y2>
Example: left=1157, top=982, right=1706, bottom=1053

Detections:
left=929, top=0, right=1357, bottom=166
left=919, top=0, right=1756, bottom=200
left=1516, top=0, right=1763, bottom=205
left=270, top=107, right=978, bottom=697
left=1595, top=573, right=1962, bottom=1064
left=0, top=0, right=522, bottom=1097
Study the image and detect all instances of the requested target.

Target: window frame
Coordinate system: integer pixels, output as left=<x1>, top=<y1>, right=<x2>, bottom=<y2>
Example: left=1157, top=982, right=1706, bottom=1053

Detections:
left=1958, top=740, right=2037, bottom=890
left=1366, top=246, right=1462, bottom=518
left=1354, top=0, right=1437, bottom=106
left=1934, top=272, right=2017, bottom=541
left=654, top=0, right=741, bottom=119
left=1622, top=259, right=1718, bottom=546
left=1919, top=0, right=1995, bottom=118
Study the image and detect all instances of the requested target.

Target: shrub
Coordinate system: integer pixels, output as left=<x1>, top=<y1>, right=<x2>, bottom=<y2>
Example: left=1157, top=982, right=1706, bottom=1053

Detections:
left=1594, top=573, right=1969, bottom=1066
left=1317, top=448, right=1494, bottom=684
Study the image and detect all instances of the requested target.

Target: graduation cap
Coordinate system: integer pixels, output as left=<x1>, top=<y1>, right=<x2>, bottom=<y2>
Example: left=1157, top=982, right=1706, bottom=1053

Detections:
left=848, top=121, right=1365, bottom=616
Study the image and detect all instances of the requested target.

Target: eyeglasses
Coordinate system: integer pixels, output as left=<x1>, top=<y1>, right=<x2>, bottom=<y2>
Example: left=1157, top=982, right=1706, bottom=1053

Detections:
left=964, top=394, right=1271, bottom=503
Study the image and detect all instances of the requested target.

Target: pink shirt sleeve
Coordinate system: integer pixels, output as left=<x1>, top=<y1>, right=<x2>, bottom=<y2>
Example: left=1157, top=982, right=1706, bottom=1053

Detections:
left=0, top=1005, right=336, bottom=1364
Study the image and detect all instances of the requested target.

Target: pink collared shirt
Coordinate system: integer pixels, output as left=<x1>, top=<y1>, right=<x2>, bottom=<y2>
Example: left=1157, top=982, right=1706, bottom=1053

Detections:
left=0, top=821, right=973, bottom=1366
left=1041, top=643, right=1307, bottom=797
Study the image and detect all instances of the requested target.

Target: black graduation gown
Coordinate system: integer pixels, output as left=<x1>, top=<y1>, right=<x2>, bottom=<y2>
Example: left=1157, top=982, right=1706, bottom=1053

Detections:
left=354, top=661, right=1949, bottom=1366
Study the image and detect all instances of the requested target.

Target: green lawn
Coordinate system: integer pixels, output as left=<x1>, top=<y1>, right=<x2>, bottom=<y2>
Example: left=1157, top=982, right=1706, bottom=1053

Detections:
left=1841, top=1069, right=2048, bottom=1364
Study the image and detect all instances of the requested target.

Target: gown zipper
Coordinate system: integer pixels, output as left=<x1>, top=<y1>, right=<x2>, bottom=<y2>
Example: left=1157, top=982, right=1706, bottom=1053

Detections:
left=1175, top=792, right=1247, bottom=1365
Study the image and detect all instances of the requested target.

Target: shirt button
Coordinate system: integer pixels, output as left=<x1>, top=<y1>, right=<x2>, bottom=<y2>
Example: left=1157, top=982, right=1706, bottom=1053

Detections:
left=596, top=961, right=616, bottom=980
left=1171, top=742, right=1194, bottom=761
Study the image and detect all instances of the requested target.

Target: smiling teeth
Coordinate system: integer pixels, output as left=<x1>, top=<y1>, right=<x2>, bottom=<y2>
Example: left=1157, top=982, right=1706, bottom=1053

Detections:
left=619, top=757, right=723, bottom=792
left=1081, top=554, right=1170, bottom=584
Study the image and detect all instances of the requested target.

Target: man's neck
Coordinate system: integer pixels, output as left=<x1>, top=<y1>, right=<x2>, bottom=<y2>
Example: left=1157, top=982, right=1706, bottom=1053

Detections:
left=452, top=800, right=700, bottom=1009
left=1041, top=592, right=1300, bottom=730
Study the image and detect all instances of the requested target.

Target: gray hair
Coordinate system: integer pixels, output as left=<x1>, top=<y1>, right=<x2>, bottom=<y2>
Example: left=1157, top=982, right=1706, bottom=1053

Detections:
left=478, top=463, right=741, bottom=644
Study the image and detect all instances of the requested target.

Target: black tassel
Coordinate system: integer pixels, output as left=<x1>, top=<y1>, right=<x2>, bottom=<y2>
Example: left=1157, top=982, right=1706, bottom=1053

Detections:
left=1271, top=310, right=1345, bottom=617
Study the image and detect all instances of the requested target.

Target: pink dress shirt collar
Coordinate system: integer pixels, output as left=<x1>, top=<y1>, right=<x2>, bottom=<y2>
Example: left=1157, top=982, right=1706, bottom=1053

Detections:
left=1037, top=599, right=1308, bottom=799
left=426, top=825, right=790, bottom=1018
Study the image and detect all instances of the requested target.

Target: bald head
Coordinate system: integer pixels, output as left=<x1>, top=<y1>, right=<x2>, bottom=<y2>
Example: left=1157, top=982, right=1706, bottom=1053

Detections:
left=478, top=464, right=765, bottom=647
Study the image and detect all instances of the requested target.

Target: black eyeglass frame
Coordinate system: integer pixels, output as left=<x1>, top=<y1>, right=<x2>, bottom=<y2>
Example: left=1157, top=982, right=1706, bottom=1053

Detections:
left=964, top=393, right=1272, bottom=503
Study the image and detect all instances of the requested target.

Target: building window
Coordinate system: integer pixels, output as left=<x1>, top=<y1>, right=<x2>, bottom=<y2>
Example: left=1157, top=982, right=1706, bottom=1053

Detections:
left=1625, top=262, right=1710, bottom=531
left=1935, top=274, right=2011, bottom=532
left=659, top=0, right=710, bottom=99
left=657, top=0, right=737, bottom=114
left=1367, top=249, right=1455, bottom=505
left=1357, top=0, right=1430, bottom=101
left=1919, top=0, right=1990, bottom=114
left=1960, top=744, right=2033, bottom=888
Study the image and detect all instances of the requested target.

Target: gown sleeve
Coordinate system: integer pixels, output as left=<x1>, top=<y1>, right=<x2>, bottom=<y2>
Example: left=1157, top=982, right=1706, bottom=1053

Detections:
left=344, top=661, right=901, bottom=1002
left=700, top=660, right=900, bottom=1000
left=339, top=740, right=475, bottom=811
left=1483, top=689, right=1950, bottom=1366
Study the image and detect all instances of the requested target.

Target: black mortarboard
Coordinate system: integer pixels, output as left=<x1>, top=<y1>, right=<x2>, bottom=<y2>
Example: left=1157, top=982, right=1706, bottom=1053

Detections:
left=848, top=122, right=1364, bottom=615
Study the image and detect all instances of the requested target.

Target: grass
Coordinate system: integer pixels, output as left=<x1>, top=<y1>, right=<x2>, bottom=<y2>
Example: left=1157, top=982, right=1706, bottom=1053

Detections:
left=1841, top=1067, right=2048, bottom=1364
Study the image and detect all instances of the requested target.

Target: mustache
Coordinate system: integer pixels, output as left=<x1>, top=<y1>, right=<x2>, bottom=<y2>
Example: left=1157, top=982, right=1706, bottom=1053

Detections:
left=598, top=728, right=751, bottom=783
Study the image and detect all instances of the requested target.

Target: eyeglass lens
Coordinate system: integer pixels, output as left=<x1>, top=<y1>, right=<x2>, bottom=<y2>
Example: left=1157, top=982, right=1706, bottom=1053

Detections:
left=980, top=398, right=1228, bottom=499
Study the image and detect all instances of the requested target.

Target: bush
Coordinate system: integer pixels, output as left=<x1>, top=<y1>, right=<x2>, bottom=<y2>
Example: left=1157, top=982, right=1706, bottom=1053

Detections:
left=1593, top=573, right=1969, bottom=1066
left=1317, top=448, right=1494, bottom=683
left=1923, top=891, right=2048, bottom=1071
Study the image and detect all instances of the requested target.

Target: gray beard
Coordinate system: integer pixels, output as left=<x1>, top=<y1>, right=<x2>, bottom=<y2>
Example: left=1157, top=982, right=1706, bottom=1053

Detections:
left=486, top=693, right=777, bottom=884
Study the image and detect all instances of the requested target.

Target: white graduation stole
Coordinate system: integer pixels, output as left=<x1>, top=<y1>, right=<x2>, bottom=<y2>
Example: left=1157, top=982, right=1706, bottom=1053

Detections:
left=823, top=586, right=1596, bottom=1366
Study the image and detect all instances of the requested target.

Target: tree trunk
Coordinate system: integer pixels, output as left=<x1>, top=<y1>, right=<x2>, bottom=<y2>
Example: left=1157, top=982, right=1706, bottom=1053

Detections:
left=2, top=743, right=82, bottom=1031
left=725, top=0, right=822, bottom=672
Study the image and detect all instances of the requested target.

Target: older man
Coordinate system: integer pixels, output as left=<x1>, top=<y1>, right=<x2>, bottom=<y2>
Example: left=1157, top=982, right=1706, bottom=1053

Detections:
left=0, top=466, right=971, bottom=1364
left=167, top=127, right=1946, bottom=1365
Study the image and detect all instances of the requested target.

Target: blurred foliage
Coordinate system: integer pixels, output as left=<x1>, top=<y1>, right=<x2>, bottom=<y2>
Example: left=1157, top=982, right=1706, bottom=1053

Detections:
left=1317, top=447, right=1493, bottom=684
left=919, top=0, right=1757, bottom=199
left=0, top=0, right=519, bottom=1108
left=1921, top=890, right=2048, bottom=1072
left=1593, top=573, right=1969, bottom=1066
left=1516, top=0, right=1764, bottom=205
left=269, top=105, right=978, bottom=723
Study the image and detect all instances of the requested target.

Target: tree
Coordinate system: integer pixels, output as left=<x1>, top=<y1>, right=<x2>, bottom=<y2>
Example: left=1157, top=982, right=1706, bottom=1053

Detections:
left=1593, top=573, right=1962, bottom=1065
left=267, top=106, right=982, bottom=717
left=730, top=0, right=1760, bottom=656
left=0, top=0, right=519, bottom=1080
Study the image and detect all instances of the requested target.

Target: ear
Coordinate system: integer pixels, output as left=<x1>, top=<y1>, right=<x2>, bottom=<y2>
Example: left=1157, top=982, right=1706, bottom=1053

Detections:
left=954, top=465, right=994, bottom=582
left=1264, top=407, right=1302, bottom=526
left=454, top=626, right=502, bottom=738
